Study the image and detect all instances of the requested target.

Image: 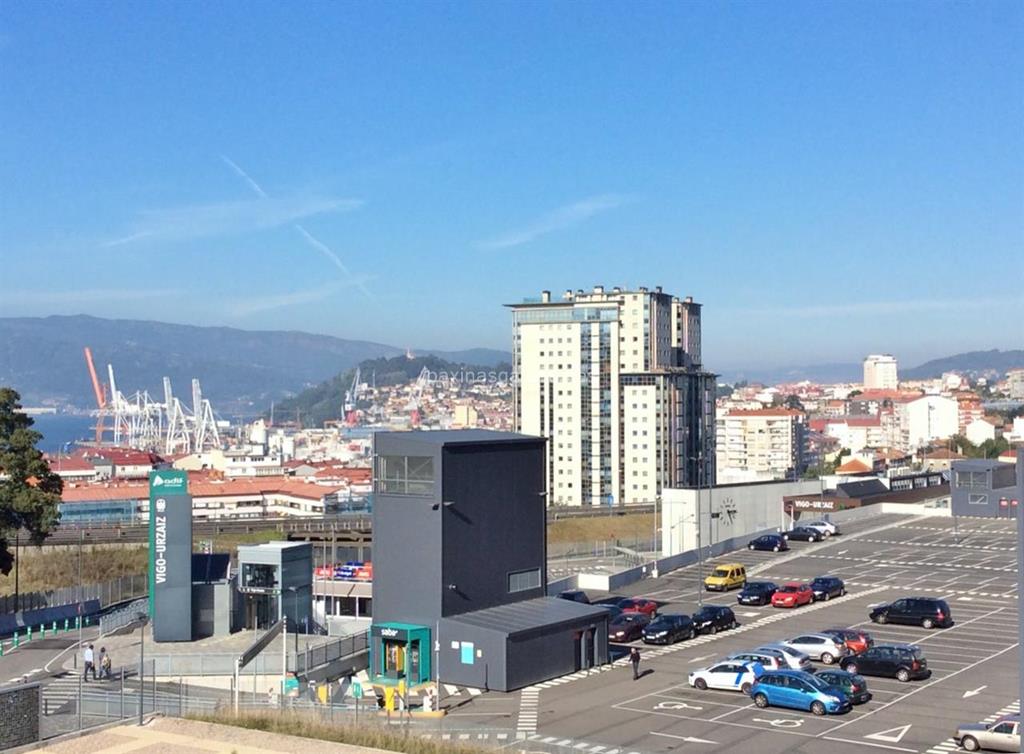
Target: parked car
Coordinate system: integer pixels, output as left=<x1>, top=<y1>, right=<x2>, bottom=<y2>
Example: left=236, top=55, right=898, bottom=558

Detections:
left=869, top=597, right=953, bottom=629
left=783, top=526, right=824, bottom=543
left=780, top=633, right=849, bottom=665
left=802, top=520, right=840, bottom=536
left=618, top=597, right=659, bottom=617
left=595, top=603, right=624, bottom=619
left=557, top=590, right=590, bottom=604
left=839, top=643, right=930, bottom=682
left=748, top=534, right=789, bottom=553
left=756, top=643, right=814, bottom=671
left=689, top=661, right=763, bottom=694
left=738, top=581, right=779, bottom=606
left=814, top=670, right=872, bottom=705
left=642, top=614, right=695, bottom=645
left=726, top=650, right=785, bottom=671
left=820, top=628, right=874, bottom=655
left=771, top=582, right=814, bottom=608
left=750, top=670, right=851, bottom=716
left=692, top=605, right=738, bottom=635
left=704, top=563, right=747, bottom=591
left=810, top=576, right=846, bottom=602
left=956, top=715, right=1021, bottom=752
left=608, top=613, right=650, bottom=643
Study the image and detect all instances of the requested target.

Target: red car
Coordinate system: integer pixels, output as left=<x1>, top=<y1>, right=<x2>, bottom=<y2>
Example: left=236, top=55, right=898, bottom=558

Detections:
left=771, top=583, right=813, bottom=608
left=822, top=627, right=874, bottom=655
left=618, top=597, right=659, bottom=617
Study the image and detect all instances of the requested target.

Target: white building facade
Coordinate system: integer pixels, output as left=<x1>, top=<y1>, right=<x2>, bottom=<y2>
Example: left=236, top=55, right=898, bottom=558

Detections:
left=863, top=354, right=899, bottom=391
left=510, top=286, right=715, bottom=506
left=716, top=409, right=808, bottom=483
left=901, top=394, right=959, bottom=450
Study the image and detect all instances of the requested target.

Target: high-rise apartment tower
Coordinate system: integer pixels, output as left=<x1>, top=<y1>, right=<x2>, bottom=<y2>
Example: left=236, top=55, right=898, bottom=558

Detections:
left=508, top=286, right=715, bottom=506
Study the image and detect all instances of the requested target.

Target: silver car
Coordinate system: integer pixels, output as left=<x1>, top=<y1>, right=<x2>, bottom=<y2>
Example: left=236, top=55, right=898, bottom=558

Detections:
left=956, top=715, right=1020, bottom=752
left=756, top=643, right=813, bottom=671
left=781, top=633, right=850, bottom=665
left=802, top=520, right=840, bottom=536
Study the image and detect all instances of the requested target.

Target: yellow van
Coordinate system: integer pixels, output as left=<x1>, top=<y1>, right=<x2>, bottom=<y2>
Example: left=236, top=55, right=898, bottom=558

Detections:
left=703, top=563, right=747, bottom=592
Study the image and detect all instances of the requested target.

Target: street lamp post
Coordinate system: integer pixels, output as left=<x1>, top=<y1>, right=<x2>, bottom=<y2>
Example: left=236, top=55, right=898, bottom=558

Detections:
left=1015, top=449, right=1023, bottom=735
left=137, top=614, right=149, bottom=726
left=286, top=587, right=299, bottom=653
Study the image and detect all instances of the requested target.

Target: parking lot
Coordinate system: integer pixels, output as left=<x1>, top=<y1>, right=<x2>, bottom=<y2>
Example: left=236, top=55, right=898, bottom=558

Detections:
left=514, top=513, right=1021, bottom=753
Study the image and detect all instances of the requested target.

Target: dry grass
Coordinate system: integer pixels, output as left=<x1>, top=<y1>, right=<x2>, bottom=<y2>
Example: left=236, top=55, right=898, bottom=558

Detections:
left=547, top=512, right=654, bottom=544
left=0, top=545, right=147, bottom=595
left=187, top=710, right=493, bottom=753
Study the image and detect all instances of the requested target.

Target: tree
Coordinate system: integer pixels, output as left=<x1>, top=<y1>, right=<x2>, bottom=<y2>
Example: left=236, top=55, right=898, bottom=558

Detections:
left=0, top=388, right=63, bottom=575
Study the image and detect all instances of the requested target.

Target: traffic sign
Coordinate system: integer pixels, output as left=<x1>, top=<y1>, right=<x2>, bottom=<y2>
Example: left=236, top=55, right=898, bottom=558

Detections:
left=351, top=680, right=364, bottom=699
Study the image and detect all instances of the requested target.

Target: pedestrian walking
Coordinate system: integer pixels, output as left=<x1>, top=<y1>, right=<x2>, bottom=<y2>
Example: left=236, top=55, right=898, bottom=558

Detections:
left=98, top=647, right=111, bottom=680
left=308, top=679, right=318, bottom=704
left=629, top=647, right=641, bottom=680
left=268, top=686, right=278, bottom=707
left=82, top=644, right=95, bottom=682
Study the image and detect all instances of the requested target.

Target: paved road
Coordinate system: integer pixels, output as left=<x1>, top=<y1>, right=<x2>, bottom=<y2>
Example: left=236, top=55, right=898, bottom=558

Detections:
left=446, top=513, right=1021, bottom=753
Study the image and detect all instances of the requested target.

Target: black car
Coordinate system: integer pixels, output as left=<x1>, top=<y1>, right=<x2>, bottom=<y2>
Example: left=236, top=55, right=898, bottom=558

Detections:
left=785, top=527, right=824, bottom=543
left=748, top=534, right=789, bottom=552
left=810, top=576, right=845, bottom=601
left=738, top=581, right=779, bottom=606
left=692, top=604, right=738, bottom=635
left=869, top=597, right=953, bottom=629
left=595, top=603, right=624, bottom=620
left=814, top=670, right=872, bottom=704
left=642, top=614, right=695, bottom=644
left=557, top=590, right=590, bottom=604
left=608, top=613, right=650, bottom=643
left=839, top=644, right=930, bottom=682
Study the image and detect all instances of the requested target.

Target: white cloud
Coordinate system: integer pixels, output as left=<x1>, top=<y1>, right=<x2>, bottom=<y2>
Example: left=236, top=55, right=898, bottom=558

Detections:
left=478, top=194, right=633, bottom=250
left=225, top=277, right=373, bottom=317
left=101, top=195, right=362, bottom=248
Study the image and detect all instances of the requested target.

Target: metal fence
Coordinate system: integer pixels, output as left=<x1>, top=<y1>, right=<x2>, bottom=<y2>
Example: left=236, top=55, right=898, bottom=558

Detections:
left=98, top=598, right=149, bottom=635
left=0, top=574, right=148, bottom=615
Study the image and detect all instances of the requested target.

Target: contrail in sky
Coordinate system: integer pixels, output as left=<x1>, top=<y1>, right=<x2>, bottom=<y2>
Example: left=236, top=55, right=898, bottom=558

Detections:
left=220, top=154, right=372, bottom=299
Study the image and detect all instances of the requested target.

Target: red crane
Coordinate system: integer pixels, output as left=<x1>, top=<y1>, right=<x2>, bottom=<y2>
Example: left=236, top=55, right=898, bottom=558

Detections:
left=83, top=347, right=107, bottom=444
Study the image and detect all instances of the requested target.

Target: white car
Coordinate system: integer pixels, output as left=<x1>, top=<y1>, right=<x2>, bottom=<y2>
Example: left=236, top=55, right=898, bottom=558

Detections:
left=780, top=633, right=850, bottom=665
left=689, top=661, right=762, bottom=694
left=756, top=643, right=813, bottom=671
left=802, top=520, right=840, bottom=536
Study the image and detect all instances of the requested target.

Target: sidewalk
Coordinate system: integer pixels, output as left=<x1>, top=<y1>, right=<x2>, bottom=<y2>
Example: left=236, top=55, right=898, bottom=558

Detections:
left=34, top=717, right=392, bottom=754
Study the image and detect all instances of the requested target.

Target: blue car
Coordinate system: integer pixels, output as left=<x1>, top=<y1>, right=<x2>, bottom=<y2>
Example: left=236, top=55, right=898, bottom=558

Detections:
left=750, top=669, right=851, bottom=716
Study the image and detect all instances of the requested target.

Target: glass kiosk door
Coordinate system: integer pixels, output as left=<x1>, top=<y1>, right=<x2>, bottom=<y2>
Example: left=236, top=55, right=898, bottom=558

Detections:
left=371, top=623, right=431, bottom=686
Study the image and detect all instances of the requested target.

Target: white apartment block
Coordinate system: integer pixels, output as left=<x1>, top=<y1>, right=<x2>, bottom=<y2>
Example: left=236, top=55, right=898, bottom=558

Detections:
left=863, top=354, right=899, bottom=391
left=510, top=286, right=715, bottom=507
left=900, top=394, right=959, bottom=450
left=716, top=409, right=807, bottom=483
left=1008, top=369, right=1024, bottom=401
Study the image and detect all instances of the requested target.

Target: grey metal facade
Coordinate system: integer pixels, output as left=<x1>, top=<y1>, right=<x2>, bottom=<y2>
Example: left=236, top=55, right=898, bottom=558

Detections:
left=236, top=542, right=313, bottom=631
left=951, top=459, right=1019, bottom=518
left=371, top=430, right=608, bottom=691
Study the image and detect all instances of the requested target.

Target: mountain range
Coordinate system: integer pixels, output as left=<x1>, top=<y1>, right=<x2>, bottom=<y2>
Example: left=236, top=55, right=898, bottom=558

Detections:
left=0, top=315, right=509, bottom=414
left=720, top=349, right=1024, bottom=385
left=1, top=315, right=1018, bottom=412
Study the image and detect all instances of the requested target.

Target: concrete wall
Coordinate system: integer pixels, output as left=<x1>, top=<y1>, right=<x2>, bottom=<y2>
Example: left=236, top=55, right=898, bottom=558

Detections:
left=0, top=683, right=39, bottom=749
left=662, top=479, right=819, bottom=556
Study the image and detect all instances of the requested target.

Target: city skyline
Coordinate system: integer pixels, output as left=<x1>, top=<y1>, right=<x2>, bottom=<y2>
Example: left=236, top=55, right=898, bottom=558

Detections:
left=2, top=3, right=1022, bottom=370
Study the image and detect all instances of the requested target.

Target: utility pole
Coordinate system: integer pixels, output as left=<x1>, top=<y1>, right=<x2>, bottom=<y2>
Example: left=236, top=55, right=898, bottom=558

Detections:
left=1015, top=448, right=1022, bottom=732
left=77, top=528, right=83, bottom=731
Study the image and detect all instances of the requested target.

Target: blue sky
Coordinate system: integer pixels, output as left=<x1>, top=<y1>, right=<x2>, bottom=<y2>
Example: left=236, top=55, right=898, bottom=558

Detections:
left=1, top=2, right=1021, bottom=370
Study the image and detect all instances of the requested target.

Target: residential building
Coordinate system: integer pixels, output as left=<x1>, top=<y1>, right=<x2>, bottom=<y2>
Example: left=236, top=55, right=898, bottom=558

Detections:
left=715, top=408, right=807, bottom=482
left=965, top=418, right=997, bottom=446
left=1008, top=369, right=1024, bottom=400
left=508, top=286, right=715, bottom=506
left=863, top=354, right=899, bottom=391
left=901, top=394, right=959, bottom=450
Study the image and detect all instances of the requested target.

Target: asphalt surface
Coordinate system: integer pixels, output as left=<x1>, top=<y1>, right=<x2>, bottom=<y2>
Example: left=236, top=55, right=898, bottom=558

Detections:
left=450, top=513, right=1022, bottom=753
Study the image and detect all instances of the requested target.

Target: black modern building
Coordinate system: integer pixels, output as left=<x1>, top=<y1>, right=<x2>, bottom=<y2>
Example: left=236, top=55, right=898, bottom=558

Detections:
left=370, top=430, right=609, bottom=693
left=951, top=459, right=1019, bottom=518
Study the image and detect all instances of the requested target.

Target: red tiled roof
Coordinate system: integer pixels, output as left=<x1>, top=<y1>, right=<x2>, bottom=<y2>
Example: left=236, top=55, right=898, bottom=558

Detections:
left=837, top=459, right=872, bottom=473
left=61, top=474, right=346, bottom=503
left=46, top=456, right=95, bottom=472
